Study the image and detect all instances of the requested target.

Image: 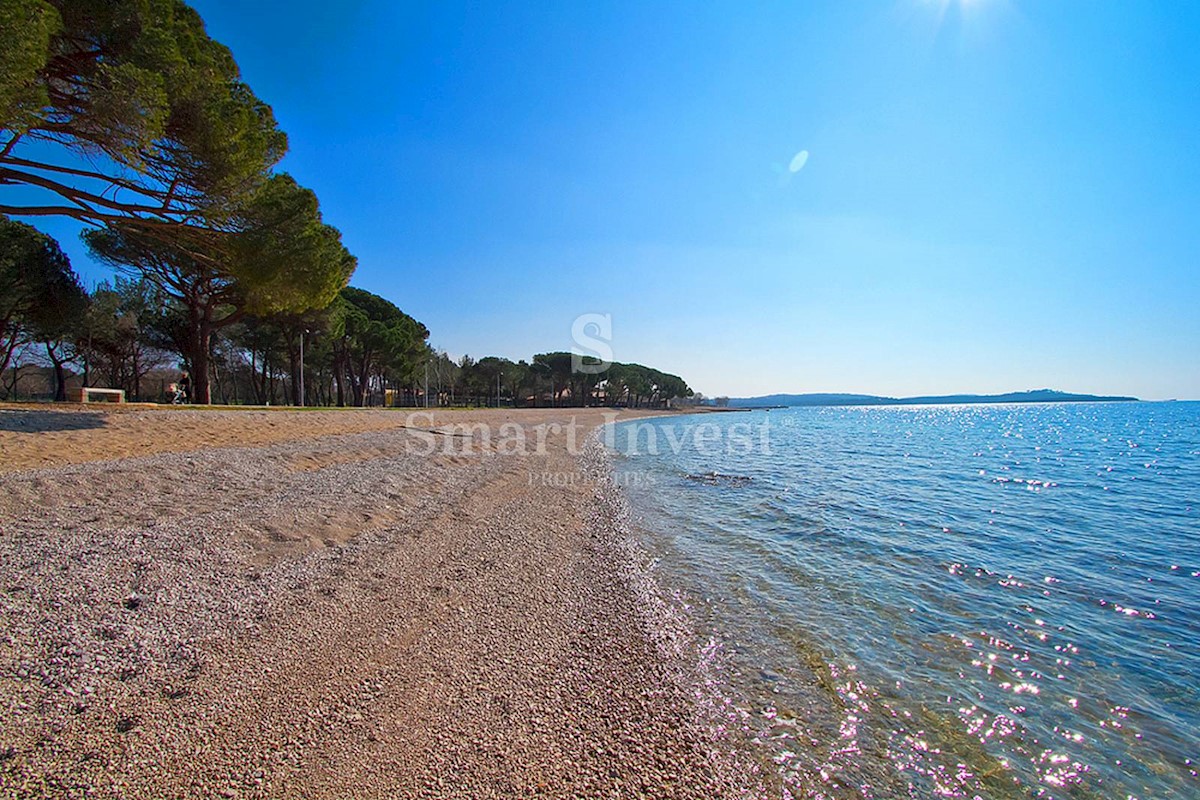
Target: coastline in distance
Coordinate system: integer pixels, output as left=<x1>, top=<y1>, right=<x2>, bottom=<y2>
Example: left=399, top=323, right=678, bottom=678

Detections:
left=726, top=388, right=1140, bottom=408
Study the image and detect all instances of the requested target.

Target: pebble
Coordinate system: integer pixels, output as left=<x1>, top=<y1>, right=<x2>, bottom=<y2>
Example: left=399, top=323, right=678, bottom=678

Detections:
left=0, top=409, right=763, bottom=799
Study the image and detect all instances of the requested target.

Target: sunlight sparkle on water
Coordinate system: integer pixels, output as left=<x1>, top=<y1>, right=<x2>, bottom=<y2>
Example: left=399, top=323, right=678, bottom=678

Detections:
left=619, top=403, right=1200, bottom=798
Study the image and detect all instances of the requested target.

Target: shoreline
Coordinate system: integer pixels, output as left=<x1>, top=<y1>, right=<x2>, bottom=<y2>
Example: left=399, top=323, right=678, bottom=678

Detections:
left=0, top=406, right=759, bottom=798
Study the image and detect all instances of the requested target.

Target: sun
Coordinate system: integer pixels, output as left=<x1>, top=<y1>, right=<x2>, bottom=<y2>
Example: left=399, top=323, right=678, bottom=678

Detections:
left=923, top=0, right=987, bottom=16
left=916, top=0, right=1000, bottom=41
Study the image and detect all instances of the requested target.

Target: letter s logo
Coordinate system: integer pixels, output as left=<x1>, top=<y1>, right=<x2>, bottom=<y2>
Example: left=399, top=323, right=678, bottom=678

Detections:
left=571, top=313, right=612, bottom=375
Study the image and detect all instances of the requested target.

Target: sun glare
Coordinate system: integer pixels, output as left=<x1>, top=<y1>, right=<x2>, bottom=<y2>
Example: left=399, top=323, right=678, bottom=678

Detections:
left=914, top=0, right=1002, bottom=45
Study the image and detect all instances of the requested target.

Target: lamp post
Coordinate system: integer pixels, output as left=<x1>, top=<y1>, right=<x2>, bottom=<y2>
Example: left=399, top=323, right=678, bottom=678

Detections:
left=497, top=371, right=502, bottom=408
left=298, top=329, right=305, bottom=407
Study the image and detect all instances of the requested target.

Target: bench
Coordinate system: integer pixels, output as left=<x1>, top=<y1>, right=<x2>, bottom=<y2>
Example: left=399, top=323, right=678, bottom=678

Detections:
left=71, top=387, right=126, bottom=403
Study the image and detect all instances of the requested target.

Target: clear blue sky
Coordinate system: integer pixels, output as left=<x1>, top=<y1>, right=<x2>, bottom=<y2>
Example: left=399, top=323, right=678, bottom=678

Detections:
left=31, top=1, right=1200, bottom=399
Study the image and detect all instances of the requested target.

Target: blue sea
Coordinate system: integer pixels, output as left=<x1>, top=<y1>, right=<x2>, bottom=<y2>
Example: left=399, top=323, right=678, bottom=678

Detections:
left=609, top=402, right=1200, bottom=799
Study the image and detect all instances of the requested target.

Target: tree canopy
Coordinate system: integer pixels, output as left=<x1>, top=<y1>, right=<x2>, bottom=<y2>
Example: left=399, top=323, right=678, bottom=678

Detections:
left=0, top=215, right=85, bottom=377
left=83, top=173, right=355, bottom=403
left=1, top=2, right=365, bottom=405
left=333, top=286, right=430, bottom=407
left=228, top=174, right=357, bottom=316
left=0, top=0, right=287, bottom=229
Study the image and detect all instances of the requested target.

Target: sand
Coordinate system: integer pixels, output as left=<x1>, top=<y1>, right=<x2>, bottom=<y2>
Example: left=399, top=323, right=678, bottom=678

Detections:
left=0, top=405, right=760, bottom=799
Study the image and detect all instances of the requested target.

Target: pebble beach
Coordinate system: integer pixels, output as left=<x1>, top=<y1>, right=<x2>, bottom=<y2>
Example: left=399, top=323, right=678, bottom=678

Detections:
left=0, top=406, right=757, bottom=799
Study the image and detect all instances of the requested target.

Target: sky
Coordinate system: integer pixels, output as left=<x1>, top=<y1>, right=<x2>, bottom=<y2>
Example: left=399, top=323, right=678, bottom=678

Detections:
left=19, top=0, right=1200, bottom=399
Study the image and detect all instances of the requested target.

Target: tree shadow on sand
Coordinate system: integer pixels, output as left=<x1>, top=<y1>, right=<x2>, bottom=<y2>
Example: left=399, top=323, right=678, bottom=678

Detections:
left=0, top=410, right=109, bottom=433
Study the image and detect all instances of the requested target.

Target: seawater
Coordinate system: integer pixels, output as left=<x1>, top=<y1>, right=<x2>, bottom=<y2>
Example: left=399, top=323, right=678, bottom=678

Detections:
left=610, top=402, right=1200, bottom=799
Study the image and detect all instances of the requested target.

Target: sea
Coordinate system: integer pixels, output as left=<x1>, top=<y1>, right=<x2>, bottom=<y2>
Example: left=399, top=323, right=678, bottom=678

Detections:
left=608, top=401, right=1199, bottom=799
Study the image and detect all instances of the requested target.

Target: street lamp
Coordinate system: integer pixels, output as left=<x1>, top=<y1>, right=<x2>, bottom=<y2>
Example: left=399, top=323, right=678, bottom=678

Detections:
left=497, top=370, right=503, bottom=408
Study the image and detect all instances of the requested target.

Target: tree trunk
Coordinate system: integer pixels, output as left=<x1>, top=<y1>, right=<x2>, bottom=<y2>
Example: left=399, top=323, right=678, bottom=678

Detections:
left=130, top=348, right=141, bottom=401
left=0, top=321, right=19, bottom=380
left=253, top=349, right=268, bottom=404
left=332, top=346, right=347, bottom=407
left=187, top=307, right=214, bottom=405
left=288, top=341, right=301, bottom=406
left=212, top=351, right=226, bottom=404
left=352, top=357, right=369, bottom=407
left=45, top=342, right=67, bottom=402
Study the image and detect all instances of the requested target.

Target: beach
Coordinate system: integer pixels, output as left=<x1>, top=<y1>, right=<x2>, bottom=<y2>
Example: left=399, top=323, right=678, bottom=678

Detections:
left=0, top=406, right=753, bottom=799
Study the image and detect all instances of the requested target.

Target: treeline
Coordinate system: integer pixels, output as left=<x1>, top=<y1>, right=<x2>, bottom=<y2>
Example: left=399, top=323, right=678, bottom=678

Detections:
left=424, top=353, right=692, bottom=408
left=0, top=245, right=432, bottom=406
left=1, top=234, right=691, bottom=408
left=0, top=1, right=693, bottom=408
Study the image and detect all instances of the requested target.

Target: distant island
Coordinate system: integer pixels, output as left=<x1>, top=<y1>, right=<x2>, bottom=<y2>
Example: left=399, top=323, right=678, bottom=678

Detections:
left=723, top=389, right=1139, bottom=408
